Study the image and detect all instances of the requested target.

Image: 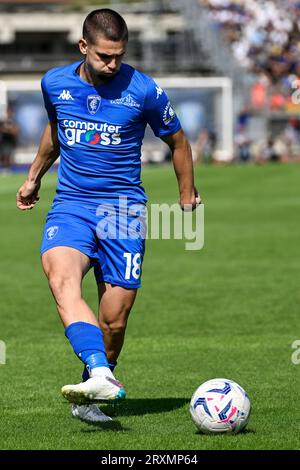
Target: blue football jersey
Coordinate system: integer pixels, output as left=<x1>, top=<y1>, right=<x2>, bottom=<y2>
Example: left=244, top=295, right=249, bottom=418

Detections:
left=41, top=61, right=181, bottom=205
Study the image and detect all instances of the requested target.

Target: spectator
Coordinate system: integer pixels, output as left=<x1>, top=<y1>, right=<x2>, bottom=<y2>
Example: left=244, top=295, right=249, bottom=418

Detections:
left=0, top=105, right=18, bottom=173
left=194, top=128, right=217, bottom=163
left=256, top=136, right=281, bottom=163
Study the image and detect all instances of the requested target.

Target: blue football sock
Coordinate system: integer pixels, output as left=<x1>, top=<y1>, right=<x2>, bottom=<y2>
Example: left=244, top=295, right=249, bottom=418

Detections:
left=65, top=321, right=109, bottom=371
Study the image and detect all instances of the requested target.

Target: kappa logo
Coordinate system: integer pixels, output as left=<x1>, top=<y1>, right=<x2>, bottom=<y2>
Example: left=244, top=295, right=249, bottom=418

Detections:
left=110, top=94, right=140, bottom=108
left=155, top=86, right=163, bottom=99
left=87, top=95, right=101, bottom=115
left=46, top=226, right=59, bottom=240
left=58, top=90, right=74, bottom=100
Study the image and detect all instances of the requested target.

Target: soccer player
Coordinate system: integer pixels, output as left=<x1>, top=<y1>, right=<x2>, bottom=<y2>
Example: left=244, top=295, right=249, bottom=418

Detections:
left=16, top=9, right=199, bottom=423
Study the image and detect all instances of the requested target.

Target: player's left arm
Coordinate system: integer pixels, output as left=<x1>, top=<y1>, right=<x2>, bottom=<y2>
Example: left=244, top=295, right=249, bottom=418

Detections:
left=161, top=129, right=200, bottom=211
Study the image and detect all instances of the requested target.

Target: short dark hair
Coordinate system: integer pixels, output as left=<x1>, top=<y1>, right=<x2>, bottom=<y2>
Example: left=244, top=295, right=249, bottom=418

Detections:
left=83, top=9, right=128, bottom=44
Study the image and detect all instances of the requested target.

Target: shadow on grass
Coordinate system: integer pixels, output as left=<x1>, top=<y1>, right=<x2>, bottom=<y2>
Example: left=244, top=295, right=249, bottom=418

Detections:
left=81, top=420, right=127, bottom=432
left=103, top=397, right=189, bottom=417
left=194, top=427, right=255, bottom=436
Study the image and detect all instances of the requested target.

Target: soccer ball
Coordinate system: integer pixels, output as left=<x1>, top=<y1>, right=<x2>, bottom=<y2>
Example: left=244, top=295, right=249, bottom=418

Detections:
left=190, top=378, right=251, bottom=434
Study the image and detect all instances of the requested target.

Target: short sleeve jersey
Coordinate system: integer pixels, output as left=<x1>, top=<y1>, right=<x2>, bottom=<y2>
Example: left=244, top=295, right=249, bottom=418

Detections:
left=41, top=61, right=181, bottom=205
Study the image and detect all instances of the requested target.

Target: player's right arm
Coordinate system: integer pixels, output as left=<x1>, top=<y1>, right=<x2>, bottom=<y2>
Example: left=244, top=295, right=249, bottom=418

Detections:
left=16, top=121, right=59, bottom=210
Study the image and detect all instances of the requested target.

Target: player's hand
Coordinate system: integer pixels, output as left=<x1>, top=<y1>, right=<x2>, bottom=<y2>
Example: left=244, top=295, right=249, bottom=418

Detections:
left=16, top=180, right=41, bottom=210
left=179, top=187, right=201, bottom=212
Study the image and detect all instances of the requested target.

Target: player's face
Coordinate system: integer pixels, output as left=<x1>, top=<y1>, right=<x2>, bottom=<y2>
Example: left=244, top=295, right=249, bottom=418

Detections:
left=79, top=35, right=126, bottom=80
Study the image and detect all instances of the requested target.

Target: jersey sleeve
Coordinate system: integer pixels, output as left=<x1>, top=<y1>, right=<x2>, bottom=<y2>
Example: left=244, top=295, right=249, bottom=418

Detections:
left=41, top=75, right=57, bottom=122
left=143, top=78, right=181, bottom=137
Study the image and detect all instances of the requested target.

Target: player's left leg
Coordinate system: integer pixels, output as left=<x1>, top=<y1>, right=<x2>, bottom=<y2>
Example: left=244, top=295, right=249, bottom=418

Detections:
left=75, top=284, right=136, bottom=423
left=75, top=206, right=145, bottom=419
left=78, top=283, right=137, bottom=382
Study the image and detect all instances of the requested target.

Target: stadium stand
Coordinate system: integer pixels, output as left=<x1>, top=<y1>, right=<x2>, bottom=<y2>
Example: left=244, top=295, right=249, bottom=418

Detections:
left=0, top=0, right=300, bottom=166
left=0, top=0, right=214, bottom=75
left=197, top=0, right=300, bottom=161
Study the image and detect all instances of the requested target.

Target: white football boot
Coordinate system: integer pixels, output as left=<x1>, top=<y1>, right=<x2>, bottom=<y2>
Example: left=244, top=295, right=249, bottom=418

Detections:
left=71, top=404, right=112, bottom=423
left=61, top=367, right=126, bottom=404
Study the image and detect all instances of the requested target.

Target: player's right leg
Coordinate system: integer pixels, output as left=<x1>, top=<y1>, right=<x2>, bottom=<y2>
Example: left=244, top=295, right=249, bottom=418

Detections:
left=42, top=246, right=97, bottom=327
left=40, top=214, right=126, bottom=405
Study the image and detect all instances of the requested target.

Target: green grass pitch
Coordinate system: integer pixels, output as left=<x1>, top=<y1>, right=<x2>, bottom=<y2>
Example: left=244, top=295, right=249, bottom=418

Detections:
left=0, top=163, right=300, bottom=450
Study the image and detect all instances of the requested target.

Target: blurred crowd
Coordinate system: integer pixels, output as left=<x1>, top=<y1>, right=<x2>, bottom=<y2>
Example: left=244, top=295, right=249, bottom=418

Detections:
left=202, top=0, right=300, bottom=112
left=193, top=115, right=300, bottom=164
left=234, top=114, right=300, bottom=163
left=198, top=0, right=300, bottom=162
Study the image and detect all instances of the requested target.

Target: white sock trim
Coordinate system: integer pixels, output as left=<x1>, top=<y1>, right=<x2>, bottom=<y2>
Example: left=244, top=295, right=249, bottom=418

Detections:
left=90, top=366, right=113, bottom=378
